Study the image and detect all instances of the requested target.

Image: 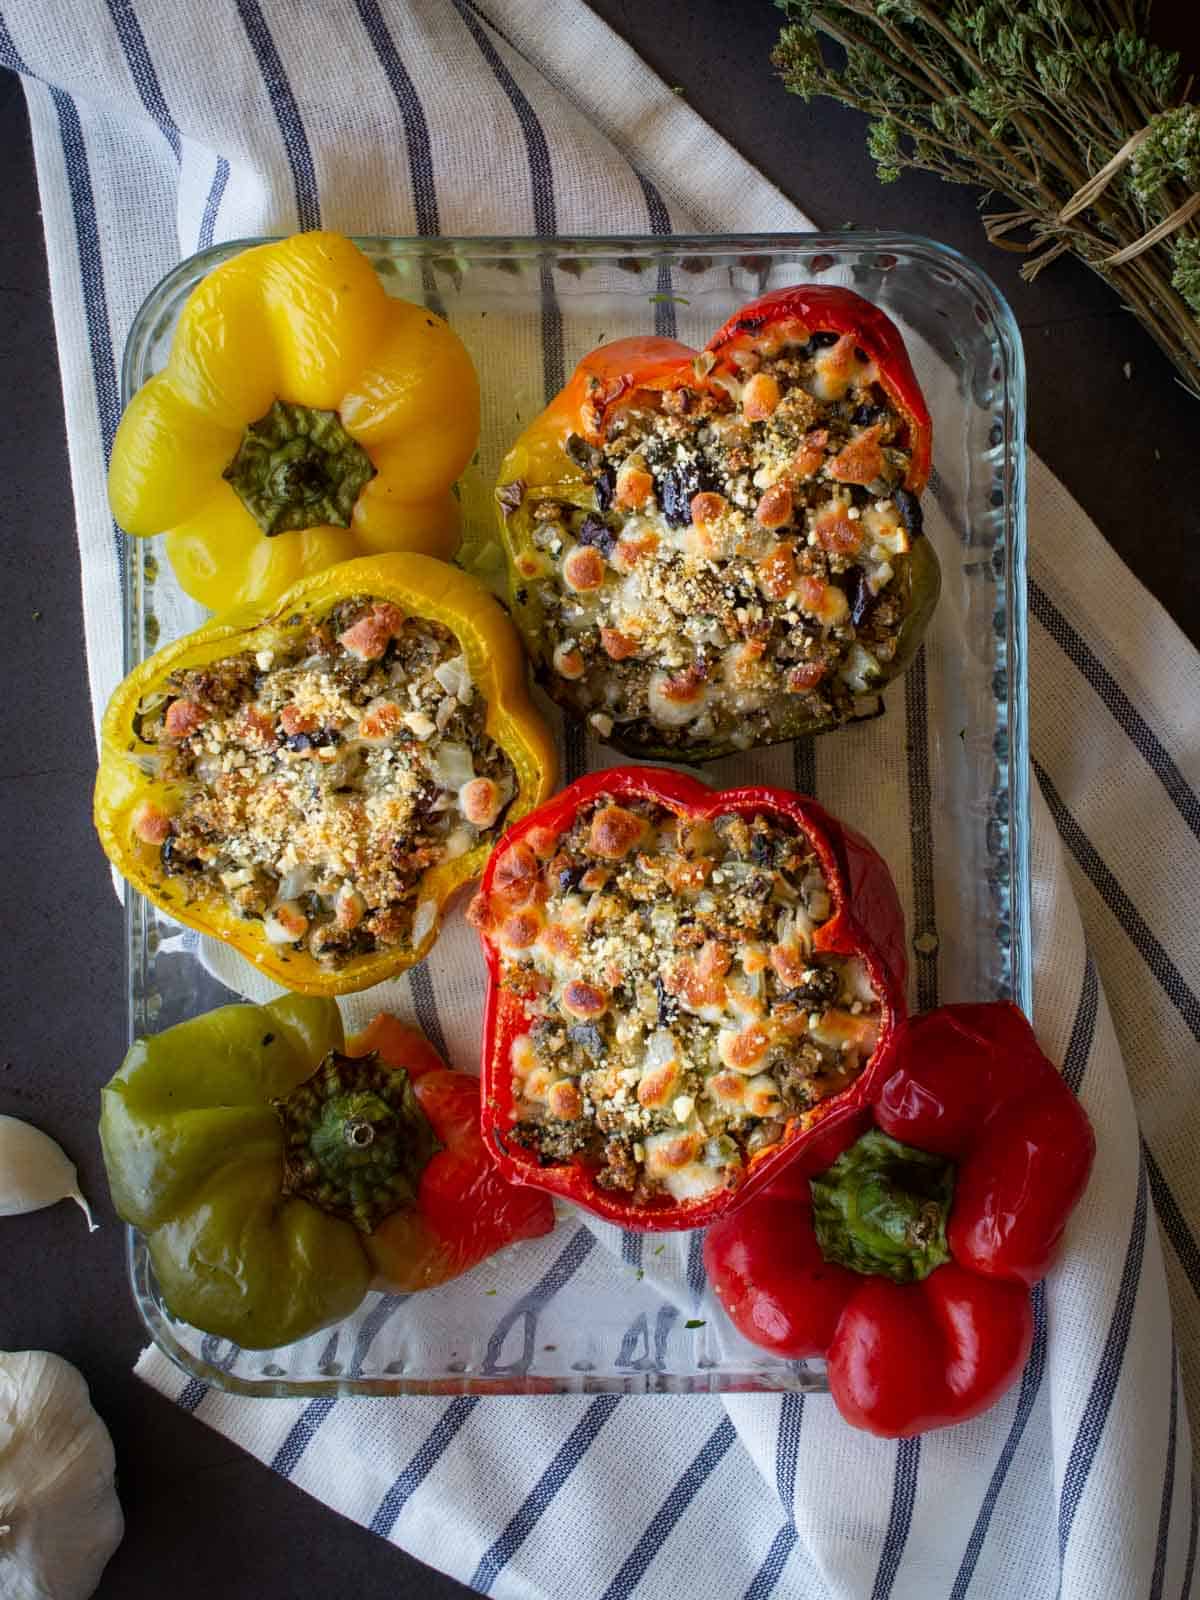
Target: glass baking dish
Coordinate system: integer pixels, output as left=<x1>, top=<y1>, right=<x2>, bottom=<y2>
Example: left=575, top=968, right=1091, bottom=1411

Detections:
left=122, top=232, right=1028, bottom=1396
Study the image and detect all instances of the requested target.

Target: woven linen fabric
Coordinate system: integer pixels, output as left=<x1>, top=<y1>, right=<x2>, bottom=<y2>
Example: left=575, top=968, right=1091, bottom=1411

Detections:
left=5, top=1, right=1199, bottom=1595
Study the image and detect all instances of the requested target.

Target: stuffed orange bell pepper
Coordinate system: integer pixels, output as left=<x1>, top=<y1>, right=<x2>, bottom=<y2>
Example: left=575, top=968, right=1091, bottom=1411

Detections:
left=109, top=232, right=480, bottom=612
left=95, top=553, right=556, bottom=995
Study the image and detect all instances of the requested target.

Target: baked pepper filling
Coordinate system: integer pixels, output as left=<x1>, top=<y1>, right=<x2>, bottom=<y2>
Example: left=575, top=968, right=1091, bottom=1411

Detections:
left=513, top=331, right=921, bottom=749
left=133, top=596, right=516, bottom=967
left=484, top=796, right=883, bottom=1204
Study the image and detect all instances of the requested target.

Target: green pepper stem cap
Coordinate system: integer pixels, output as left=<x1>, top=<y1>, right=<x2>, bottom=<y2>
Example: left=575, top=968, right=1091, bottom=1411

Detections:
left=224, top=399, right=376, bottom=536
left=810, top=1127, right=954, bottom=1284
left=274, top=1049, right=440, bottom=1233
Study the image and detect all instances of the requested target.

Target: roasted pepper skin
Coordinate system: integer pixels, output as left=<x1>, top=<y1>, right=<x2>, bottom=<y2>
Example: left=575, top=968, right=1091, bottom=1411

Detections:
left=100, top=999, right=556, bottom=1349
left=704, top=1002, right=1095, bottom=1436
left=350, top=1014, right=555, bottom=1290
left=94, top=553, right=557, bottom=996
left=110, top=232, right=479, bottom=612
left=473, top=766, right=908, bottom=1232
left=494, top=286, right=938, bottom=760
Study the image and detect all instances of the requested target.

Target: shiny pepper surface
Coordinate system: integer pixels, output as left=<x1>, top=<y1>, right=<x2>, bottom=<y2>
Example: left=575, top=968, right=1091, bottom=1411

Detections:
left=99, top=998, right=555, bottom=1349
left=109, top=232, right=480, bottom=612
left=705, top=1003, right=1095, bottom=1435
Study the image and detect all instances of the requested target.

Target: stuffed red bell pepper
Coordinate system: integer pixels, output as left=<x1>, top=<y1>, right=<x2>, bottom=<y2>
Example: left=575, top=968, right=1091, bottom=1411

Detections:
left=469, top=767, right=907, bottom=1231
left=704, top=1003, right=1095, bottom=1435
left=494, top=285, right=938, bottom=760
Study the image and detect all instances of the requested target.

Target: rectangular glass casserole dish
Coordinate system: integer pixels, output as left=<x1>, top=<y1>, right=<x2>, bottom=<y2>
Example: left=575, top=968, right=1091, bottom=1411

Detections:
left=122, top=232, right=1029, bottom=1396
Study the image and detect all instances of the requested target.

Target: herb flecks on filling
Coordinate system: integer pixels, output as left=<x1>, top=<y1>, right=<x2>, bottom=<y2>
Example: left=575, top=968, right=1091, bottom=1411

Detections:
left=524, top=332, right=920, bottom=749
left=481, top=797, right=882, bottom=1204
left=134, top=596, right=516, bottom=968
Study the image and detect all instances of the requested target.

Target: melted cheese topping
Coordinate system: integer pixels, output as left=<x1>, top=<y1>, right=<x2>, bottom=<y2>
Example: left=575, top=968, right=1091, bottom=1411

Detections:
left=479, top=798, right=883, bottom=1204
left=139, top=597, right=515, bottom=967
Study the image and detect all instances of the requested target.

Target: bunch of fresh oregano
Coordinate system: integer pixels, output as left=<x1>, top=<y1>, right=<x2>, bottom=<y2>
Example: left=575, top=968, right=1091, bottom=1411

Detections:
left=773, top=0, right=1200, bottom=394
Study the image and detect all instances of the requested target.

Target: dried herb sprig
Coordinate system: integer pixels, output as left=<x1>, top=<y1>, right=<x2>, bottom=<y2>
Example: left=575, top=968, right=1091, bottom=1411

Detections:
left=773, top=0, right=1200, bottom=394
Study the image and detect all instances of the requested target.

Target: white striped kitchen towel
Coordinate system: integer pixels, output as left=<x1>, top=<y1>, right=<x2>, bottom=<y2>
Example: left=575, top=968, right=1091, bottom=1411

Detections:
left=5, top=2, right=1199, bottom=1596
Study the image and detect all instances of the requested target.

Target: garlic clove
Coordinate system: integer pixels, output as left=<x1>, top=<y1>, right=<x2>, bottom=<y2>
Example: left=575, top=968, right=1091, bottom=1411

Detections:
left=0, top=1116, right=98, bottom=1232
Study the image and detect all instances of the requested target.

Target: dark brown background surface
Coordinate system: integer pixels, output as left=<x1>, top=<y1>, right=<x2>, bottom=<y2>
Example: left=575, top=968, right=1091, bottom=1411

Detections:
left=2, top=4, right=1196, bottom=1596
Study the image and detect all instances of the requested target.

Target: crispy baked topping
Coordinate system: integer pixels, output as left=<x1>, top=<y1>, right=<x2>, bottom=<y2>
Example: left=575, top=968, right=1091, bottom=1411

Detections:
left=137, top=596, right=516, bottom=967
left=527, top=333, right=921, bottom=749
left=485, top=797, right=882, bottom=1202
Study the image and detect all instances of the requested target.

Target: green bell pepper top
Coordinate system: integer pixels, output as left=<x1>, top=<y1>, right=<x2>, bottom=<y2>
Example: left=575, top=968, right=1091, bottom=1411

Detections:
left=101, top=995, right=371, bottom=1349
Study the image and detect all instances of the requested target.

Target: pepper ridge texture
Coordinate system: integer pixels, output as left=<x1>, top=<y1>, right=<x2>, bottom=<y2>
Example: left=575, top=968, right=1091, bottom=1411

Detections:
left=704, top=1002, right=1096, bottom=1435
left=473, top=766, right=908, bottom=1231
left=109, top=231, right=480, bottom=612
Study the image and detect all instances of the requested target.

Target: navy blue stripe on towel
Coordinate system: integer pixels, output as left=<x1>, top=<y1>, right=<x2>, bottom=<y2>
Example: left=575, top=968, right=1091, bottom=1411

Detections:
left=369, top=1395, right=481, bottom=1538
left=870, top=1436, right=921, bottom=1600
left=1058, top=1158, right=1149, bottom=1563
left=599, top=1416, right=739, bottom=1600
left=233, top=0, right=320, bottom=230
left=949, top=1283, right=1049, bottom=1600
left=353, top=0, right=439, bottom=236
left=1035, top=760, right=1200, bottom=1045
left=104, top=0, right=181, bottom=160
left=0, top=18, right=123, bottom=578
left=743, top=1394, right=805, bottom=1600
left=470, top=1394, right=622, bottom=1591
left=1030, top=579, right=1200, bottom=847
left=198, top=156, right=230, bottom=250
left=1149, top=1338, right=1180, bottom=1600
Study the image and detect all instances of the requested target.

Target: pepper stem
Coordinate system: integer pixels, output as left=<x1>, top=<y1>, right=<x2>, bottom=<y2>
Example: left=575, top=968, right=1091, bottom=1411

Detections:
left=809, top=1128, right=954, bottom=1284
left=273, top=1050, right=440, bottom=1233
left=224, top=399, right=376, bottom=536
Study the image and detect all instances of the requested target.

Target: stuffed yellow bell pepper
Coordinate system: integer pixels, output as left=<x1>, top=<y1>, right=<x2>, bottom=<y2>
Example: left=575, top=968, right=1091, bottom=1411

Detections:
left=95, top=553, right=556, bottom=995
left=109, top=232, right=480, bottom=612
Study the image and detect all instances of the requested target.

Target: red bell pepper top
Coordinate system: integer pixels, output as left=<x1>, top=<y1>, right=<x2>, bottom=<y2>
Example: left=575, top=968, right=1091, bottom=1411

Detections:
left=543, top=285, right=932, bottom=501
left=347, top=1014, right=555, bottom=1292
left=472, top=766, right=908, bottom=1232
left=705, top=285, right=933, bottom=495
left=704, top=1002, right=1095, bottom=1435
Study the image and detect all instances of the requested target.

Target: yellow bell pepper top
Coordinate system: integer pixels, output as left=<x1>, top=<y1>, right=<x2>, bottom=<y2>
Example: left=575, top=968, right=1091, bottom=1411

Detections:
left=95, top=553, right=557, bottom=996
left=109, top=232, right=479, bottom=612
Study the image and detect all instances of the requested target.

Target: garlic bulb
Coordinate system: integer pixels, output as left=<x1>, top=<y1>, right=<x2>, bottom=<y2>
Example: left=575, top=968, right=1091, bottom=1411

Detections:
left=0, top=1116, right=97, bottom=1230
left=0, top=1351, right=123, bottom=1598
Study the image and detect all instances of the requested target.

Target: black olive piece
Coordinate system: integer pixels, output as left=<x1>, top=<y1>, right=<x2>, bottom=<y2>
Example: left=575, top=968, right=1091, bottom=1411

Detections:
left=577, top=515, right=617, bottom=557
left=593, top=466, right=616, bottom=512
left=894, top=488, right=925, bottom=541
left=810, top=330, right=840, bottom=349
left=285, top=732, right=313, bottom=752
left=852, top=404, right=885, bottom=427
left=558, top=862, right=586, bottom=892
left=844, top=566, right=875, bottom=627
left=750, top=831, right=774, bottom=866
left=656, top=458, right=719, bottom=529
left=655, top=974, right=678, bottom=1025
left=565, top=432, right=603, bottom=472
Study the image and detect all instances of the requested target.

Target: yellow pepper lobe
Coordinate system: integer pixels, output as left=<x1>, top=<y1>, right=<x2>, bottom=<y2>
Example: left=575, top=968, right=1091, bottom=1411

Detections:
left=223, top=399, right=377, bottom=535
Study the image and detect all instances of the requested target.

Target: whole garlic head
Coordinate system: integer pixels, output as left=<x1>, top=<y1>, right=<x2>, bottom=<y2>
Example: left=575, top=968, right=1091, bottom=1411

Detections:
left=0, top=1351, right=123, bottom=1599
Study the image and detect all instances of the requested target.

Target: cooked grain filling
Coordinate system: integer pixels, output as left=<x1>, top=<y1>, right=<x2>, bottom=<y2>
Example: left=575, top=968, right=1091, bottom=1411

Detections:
left=139, top=596, right=516, bottom=967
left=498, top=798, right=882, bottom=1203
left=524, top=332, right=921, bottom=747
